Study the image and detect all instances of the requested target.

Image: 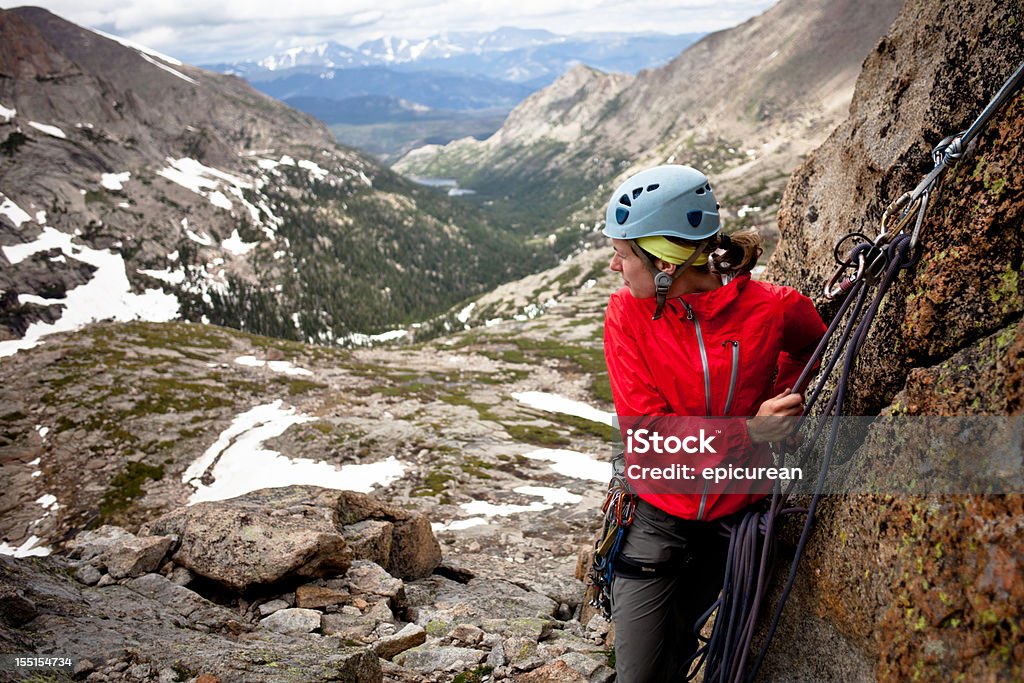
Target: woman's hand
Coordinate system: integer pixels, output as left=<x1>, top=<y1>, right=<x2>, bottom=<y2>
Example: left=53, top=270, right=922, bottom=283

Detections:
left=746, top=389, right=804, bottom=443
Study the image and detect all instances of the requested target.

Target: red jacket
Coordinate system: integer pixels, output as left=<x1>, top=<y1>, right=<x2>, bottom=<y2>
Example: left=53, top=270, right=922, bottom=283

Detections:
left=604, top=273, right=826, bottom=520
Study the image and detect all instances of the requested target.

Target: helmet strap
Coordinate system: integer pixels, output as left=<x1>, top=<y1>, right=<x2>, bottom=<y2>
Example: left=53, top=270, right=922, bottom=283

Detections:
left=652, top=271, right=673, bottom=320
left=632, top=238, right=712, bottom=320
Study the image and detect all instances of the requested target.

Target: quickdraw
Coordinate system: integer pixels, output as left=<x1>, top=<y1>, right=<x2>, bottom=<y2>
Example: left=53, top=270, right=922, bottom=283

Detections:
left=587, top=454, right=636, bottom=618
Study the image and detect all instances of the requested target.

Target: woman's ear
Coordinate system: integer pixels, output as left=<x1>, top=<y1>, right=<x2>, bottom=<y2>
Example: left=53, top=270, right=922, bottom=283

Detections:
left=655, top=259, right=677, bottom=275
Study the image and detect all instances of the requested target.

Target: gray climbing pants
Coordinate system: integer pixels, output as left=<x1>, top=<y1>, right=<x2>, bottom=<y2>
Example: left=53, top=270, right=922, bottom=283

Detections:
left=611, top=499, right=731, bottom=683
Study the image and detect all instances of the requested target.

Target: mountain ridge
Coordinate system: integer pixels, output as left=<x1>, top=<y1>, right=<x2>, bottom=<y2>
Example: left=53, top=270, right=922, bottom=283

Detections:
left=0, top=7, right=550, bottom=352
left=394, top=0, right=905, bottom=253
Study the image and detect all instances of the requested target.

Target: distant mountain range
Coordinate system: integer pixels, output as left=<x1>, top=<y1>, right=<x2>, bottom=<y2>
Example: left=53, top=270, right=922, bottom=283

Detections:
left=206, top=28, right=704, bottom=91
left=202, top=28, right=703, bottom=158
left=252, top=66, right=535, bottom=113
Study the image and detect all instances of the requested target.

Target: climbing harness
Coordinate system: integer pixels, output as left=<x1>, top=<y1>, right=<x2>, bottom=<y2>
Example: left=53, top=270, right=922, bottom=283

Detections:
left=587, top=453, right=636, bottom=617
left=687, top=59, right=1024, bottom=683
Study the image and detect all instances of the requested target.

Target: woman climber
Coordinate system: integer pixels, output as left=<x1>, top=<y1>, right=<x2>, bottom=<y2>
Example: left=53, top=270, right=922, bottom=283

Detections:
left=599, top=164, right=827, bottom=681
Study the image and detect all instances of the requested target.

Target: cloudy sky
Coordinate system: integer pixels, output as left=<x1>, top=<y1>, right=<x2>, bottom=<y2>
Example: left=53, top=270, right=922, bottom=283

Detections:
left=22, top=0, right=778, bottom=65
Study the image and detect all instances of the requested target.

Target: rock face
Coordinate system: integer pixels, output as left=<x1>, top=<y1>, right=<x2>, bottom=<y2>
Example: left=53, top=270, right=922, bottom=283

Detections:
left=142, top=486, right=440, bottom=592
left=763, top=0, right=1024, bottom=680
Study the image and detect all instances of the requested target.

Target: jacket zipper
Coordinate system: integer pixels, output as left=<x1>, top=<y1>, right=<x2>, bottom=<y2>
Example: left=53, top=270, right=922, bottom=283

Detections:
left=722, top=340, right=740, bottom=415
left=681, top=300, right=712, bottom=521
left=681, top=301, right=712, bottom=417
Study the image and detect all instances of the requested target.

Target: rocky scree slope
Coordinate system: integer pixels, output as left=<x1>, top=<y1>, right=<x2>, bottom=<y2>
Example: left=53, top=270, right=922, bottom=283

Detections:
left=0, top=7, right=548, bottom=348
left=760, top=0, right=1024, bottom=679
left=0, top=263, right=621, bottom=680
left=395, top=0, right=904, bottom=255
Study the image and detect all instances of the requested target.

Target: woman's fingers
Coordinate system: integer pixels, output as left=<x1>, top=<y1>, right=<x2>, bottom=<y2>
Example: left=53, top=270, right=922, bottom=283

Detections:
left=747, top=390, right=809, bottom=442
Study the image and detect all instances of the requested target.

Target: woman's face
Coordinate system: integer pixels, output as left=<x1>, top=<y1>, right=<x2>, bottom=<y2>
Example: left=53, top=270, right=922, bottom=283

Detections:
left=610, top=238, right=656, bottom=299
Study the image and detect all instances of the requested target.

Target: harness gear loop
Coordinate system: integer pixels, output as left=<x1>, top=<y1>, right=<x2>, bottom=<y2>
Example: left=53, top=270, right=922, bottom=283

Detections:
left=587, top=453, right=637, bottom=618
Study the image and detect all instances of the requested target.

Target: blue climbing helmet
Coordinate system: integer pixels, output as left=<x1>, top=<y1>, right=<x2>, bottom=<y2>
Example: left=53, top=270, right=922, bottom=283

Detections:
left=602, top=164, right=720, bottom=241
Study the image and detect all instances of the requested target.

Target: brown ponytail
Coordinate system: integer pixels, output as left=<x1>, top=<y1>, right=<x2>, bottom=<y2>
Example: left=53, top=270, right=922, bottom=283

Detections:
left=712, top=229, right=762, bottom=275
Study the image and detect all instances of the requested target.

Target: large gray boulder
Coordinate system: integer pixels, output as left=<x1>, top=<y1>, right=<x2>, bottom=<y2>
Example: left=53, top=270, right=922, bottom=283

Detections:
left=143, top=487, right=352, bottom=593
left=142, top=486, right=440, bottom=592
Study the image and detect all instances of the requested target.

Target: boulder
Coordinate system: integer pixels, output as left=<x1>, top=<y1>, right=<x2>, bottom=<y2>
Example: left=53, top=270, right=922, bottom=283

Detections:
left=142, top=487, right=353, bottom=593
left=66, top=525, right=137, bottom=561
left=260, top=608, right=322, bottom=636
left=449, top=623, right=484, bottom=647
left=392, top=645, right=487, bottom=673
left=257, top=599, right=289, bottom=617
left=504, top=636, right=542, bottom=671
left=295, top=582, right=350, bottom=609
left=142, top=486, right=439, bottom=592
left=334, top=490, right=441, bottom=579
left=342, top=520, right=393, bottom=569
left=105, top=535, right=174, bottom=580
left=74, top=563, right=102, bottom=586
left=370, top=623, right=426, bottom=660
left=65, top=526, right=174, bottom=580
left=344, top=560, right=405, bottom=607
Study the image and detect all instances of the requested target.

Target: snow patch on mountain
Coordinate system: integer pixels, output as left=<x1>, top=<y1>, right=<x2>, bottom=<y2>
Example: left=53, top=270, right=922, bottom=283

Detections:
left=101, top=172, right=130, bottom=191
left=183, top=401, right=406, bottom=504
left=0, top=226, right=180, bottom=358
left=92, top=28, right=184, bottom=66
left=138, top=52, right=198, bottom=85
left=27, top=121, right=67, bottom=139
left=1, top=194, right=33, bottom=227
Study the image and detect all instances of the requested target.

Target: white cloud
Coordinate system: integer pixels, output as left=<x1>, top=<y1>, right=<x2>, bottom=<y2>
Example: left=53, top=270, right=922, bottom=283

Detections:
left=27, top=0, right=777, bottom=65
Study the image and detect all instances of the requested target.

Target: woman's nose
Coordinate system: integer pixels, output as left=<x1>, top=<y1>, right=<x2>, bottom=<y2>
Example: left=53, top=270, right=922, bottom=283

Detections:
left=610, top=254, right=622, bottom=271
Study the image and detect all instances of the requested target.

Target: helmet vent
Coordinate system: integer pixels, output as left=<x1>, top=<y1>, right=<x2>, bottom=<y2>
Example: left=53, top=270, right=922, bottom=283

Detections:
left=695, top=187, right=705, bottom=195
left=632, top=187, right=644, bottom=200
left=705, top=183, right=712, bottom=191
left=619, top=194, right=632, bottom=207
left=616, top=207, right=630, bottom=224
left=687, top=210, right=703, bottom=228
left=646, top=184, right=660, bottom=192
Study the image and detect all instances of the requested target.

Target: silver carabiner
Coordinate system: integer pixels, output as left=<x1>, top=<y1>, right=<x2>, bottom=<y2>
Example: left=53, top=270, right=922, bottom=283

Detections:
left=824, top=250, right=866, bottom=300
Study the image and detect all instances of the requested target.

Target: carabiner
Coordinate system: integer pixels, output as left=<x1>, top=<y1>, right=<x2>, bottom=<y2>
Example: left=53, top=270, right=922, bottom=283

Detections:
left=824, top=250, right=866, bottom=300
